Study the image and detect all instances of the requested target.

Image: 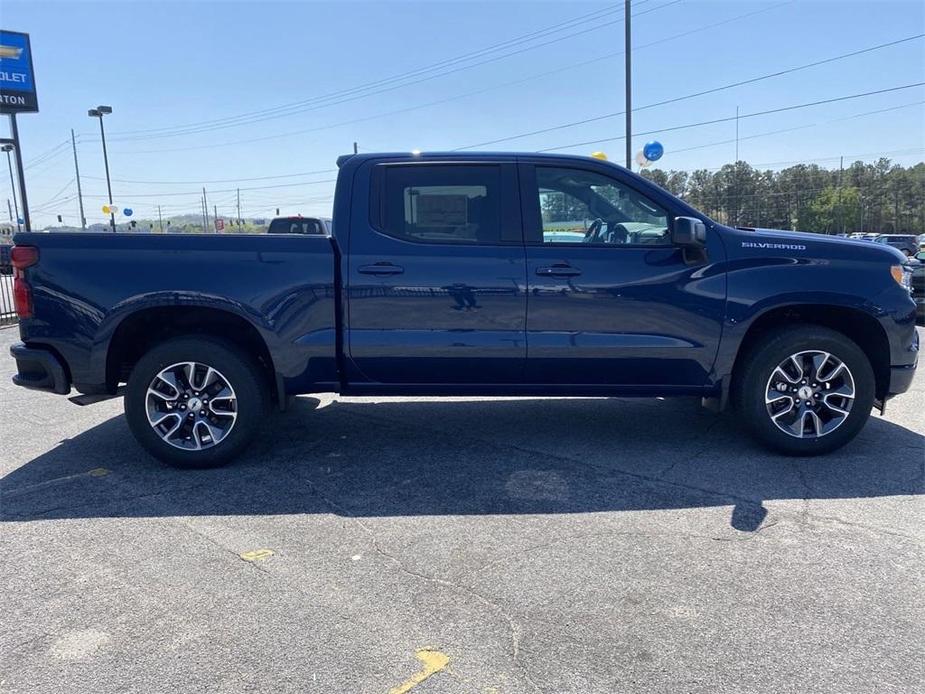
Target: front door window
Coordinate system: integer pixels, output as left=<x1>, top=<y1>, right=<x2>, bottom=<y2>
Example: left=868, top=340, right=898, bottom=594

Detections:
left=536, top=166, right=670, bottom=246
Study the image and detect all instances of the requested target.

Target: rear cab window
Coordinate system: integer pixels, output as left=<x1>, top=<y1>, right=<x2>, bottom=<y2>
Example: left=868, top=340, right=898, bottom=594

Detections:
left=268, top=218, right=326, bottom=235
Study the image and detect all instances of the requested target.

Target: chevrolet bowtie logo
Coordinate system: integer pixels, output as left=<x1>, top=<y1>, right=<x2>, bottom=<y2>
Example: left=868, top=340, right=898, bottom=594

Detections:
left=0, top=45, right=24, bottom=60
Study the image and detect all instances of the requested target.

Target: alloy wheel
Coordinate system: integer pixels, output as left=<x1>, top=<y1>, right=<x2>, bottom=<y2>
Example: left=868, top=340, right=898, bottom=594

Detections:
left=145, top=361, right=238, bottom=450
left=764, top=350, right=855, bottom=439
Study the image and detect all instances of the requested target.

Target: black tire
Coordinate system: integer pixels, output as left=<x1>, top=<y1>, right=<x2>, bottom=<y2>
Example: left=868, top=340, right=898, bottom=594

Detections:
left=124, top=336, right=269, bottom=468
left=732, top=325, right=875, bottom=456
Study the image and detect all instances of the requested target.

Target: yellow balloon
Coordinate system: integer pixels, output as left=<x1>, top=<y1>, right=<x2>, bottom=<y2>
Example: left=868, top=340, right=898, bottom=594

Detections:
left=101, top=205, right=110, bottom=214
left=590, top=151, right=608, bottom=160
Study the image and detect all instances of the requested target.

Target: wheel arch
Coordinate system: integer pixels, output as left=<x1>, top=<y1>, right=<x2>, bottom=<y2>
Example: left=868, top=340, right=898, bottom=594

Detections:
left=105, top=305, right=278, bottom=402
left=730, top=303, right=891, bottom=401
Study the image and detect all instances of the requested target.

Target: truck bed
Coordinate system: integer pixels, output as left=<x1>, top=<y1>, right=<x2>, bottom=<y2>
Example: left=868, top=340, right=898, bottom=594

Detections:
left=14, top=232, right=339, bottom=395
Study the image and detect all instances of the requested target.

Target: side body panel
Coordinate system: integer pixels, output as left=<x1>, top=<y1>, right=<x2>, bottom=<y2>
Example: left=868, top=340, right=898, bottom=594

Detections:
left=14, top=232, right=338, bottom=393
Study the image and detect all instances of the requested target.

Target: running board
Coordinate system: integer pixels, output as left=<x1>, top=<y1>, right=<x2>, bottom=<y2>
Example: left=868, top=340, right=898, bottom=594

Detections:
left=69, top=386, right=125, bottom=406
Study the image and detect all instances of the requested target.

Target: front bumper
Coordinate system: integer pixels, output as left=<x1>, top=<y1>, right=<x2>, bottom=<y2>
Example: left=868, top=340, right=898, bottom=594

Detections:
left=888, top=363, right=917, bottom=397
left=10, top=342, right=71, bottom=395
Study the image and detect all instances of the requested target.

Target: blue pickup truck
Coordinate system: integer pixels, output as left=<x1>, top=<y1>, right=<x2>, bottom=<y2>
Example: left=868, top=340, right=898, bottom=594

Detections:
left=9, top=152, right=919, bottom=467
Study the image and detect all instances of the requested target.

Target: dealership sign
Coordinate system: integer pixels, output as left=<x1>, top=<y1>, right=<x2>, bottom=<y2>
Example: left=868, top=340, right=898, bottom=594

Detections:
left=0, top=30, right=38, bottom=114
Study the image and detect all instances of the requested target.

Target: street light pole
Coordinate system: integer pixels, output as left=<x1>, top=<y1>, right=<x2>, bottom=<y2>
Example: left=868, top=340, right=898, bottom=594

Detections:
left=9, top=115, right=30, bottom=231
left=88, top=106, right=115, bottom=232
left=2, top=145, right=21, bottom=232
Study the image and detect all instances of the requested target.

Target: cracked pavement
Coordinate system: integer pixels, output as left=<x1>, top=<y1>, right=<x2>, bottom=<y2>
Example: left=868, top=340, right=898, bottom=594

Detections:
left=1, top=326, right=923, bottom=693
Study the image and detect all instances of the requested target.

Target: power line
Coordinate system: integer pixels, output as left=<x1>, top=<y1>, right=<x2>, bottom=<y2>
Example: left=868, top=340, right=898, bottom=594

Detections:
left=24, top=140, right=71, bottom=170
left=535, top=82, right=925, bottom=153
left=714, top=147, right=925, bottom=172
left=32, top=196, right=79, bottom=215
left=80, top=177, right=338, bottom=199
left=108, top=5, right=649, bottom=138
left=108, top=1, right=791, bottom=156
left=102, top=103, right=923, bottom=210
left=83, top=167, right=337, bottom=185
left=659, top=101, right=925, bottom=159
left=104, top=5, right=638, bottom=138
left=454, top=33, right=925, bottom=150
left=31, top=178, right=76, bottom=212
left=92, top=0, right=683, bottom=143
left=50, top=97, right=925, bottom=203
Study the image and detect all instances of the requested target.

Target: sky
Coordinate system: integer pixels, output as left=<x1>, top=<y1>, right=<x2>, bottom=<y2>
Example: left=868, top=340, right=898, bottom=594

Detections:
left=2, top=0, right=924, bottom=229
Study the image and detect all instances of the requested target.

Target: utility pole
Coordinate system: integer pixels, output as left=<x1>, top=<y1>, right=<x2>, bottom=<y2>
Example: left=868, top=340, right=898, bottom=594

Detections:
left=735, top=106, right=739, bottom=163
left=894, top=189, right=900, bottom=232
left=837, top=155, right=844, bottom=235
left=624, top=0, right=632, bottom=170
left=71, top=129, right=86, bottom=229
left=236, top=187, right=241, bottom=230
left=6, top=198, right=13, bottom=231
left=157, top=205, right=163, bottom=233
left=213, top=204, right=218, bottom=232
left=734, top=106, right=740, bottom=226
left=353, top=141, right=358, bottom=155
left=202, top=187, right=210, bottom=232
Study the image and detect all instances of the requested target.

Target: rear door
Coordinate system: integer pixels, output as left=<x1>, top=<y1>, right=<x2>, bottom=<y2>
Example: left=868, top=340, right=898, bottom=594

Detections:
left=519, top=160, right=726, bottom=389
left=346, top=160, right=526, bottom=385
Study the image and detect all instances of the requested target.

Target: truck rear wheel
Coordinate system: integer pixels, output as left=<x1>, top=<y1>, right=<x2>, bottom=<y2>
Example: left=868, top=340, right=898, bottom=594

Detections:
left=124, top=336, right=268, bottom=468
left=733, top=325, right=875, bottom=456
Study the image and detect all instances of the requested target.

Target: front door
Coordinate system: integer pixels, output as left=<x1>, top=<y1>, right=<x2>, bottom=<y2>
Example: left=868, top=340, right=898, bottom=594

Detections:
left=519, top=161, right=726, bottom=389
left=346, top=161, right=526, bottom=385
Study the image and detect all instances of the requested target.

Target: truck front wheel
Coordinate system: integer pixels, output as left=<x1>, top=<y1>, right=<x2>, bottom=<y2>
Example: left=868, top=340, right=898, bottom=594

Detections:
left=733, top=325, right=876, bottom=456
left=124, top=337, right=269, bottom=468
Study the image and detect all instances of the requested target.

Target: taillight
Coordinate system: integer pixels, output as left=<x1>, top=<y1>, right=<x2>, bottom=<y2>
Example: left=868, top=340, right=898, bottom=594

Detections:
left=11, top=245, right=38, bottom=319
left=11, top=245, right=38, bottom=270
left=13, top=278, right=32, bottom=318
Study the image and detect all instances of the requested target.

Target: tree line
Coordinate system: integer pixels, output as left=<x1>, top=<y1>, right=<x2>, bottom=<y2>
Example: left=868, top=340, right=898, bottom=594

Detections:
left=640, top=158, right=924, bottom=234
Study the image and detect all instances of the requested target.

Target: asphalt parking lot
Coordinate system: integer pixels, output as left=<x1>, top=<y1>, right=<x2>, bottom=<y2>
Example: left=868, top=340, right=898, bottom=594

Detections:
left=1, top=326, right=923, bottom=694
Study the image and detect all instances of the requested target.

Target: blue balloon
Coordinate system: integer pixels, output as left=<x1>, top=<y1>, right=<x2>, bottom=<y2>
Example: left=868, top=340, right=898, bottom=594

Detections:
left=643, top=141, right=664, bottom=162
left=123, top=208, right=133, bottom=216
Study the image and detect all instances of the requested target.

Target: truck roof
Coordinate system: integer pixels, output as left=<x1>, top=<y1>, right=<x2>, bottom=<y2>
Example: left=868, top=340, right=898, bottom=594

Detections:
left=336, top=151, right=626, bottom=168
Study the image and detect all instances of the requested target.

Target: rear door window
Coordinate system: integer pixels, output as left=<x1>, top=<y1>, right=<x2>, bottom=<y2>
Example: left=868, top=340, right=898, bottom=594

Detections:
left=380, top=165, right=506, bottom=244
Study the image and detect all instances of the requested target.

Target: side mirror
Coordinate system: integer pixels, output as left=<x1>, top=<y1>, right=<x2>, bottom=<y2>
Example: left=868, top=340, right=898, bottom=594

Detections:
left=672, top=217, right=706, bottom=246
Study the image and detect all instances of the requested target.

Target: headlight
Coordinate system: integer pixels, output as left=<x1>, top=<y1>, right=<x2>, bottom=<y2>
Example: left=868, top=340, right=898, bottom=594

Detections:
left=891, top=264, right=913, bottom=292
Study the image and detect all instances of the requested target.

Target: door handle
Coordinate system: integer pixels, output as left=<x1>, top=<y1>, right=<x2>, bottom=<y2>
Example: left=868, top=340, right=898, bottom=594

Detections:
left=536, top=264, right=582, bottom=277
left=358, top=262, right=404, bottom=276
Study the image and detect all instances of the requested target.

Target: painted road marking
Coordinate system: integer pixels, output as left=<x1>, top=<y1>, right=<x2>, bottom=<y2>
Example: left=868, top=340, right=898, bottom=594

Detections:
left=388, top=648, right=450, bottom=694
left=239, top=549, right=275, bottom=562
left=88, top=467, right=109, bottom=477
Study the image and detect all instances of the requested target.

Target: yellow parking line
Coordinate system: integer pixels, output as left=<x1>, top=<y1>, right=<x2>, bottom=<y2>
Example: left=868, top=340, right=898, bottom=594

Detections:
left=388, top=648, right=450, bottom=694
left=239, top=548, right=275, bottom=562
